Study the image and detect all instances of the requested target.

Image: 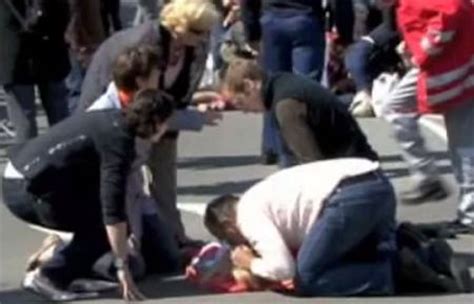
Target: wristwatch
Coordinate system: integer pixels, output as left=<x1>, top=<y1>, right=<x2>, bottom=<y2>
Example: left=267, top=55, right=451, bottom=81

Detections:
left=114, top=257, right=128, bottom=270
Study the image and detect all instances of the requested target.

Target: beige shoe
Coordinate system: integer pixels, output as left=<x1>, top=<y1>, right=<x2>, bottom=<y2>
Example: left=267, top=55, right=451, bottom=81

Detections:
left=350, top=91, right=375, bottom=117
left=26, top=234, right=64, bottom=271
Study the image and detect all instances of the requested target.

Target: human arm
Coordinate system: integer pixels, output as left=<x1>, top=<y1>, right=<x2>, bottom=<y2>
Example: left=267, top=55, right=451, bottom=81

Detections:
left=98, top=124, right=145, bottom=301
left=167, top=108, right=223, bottom=131
left=274, top=99, right=324, bottom=163
left=396, top=0, right=462, bottom=68
left=236, top=201, right=296, bottom=281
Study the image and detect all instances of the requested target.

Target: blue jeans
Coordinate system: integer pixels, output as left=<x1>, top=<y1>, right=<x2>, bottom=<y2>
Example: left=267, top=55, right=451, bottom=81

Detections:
left=344, top=40, right=375, bottom=92
left=65, top=54, right=86, bottom=114
left=295, top=172, right=397, bottom=296
left=260, top=11, right=325, bottom=167
left=4, top=81, right=69, bottom=143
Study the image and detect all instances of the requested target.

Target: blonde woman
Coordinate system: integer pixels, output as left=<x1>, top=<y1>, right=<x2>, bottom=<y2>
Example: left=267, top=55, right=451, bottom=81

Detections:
left=78, top=0, right=222, bottom=248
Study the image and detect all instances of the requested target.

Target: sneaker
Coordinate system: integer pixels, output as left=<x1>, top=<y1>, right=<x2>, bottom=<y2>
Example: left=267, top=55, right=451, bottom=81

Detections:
left=400, top=179, right=448, bottom=205
left=445, top=219, right=474, bottom=235
left=22, top=269, right=97, bottom=302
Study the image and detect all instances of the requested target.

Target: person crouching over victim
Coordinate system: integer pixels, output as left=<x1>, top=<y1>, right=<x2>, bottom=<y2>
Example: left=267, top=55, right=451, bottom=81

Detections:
left=204, top=158, right=397, bottom=296
left=2, top=89, right=175, bottom=301
left=222, top=58, right=379, bottom=167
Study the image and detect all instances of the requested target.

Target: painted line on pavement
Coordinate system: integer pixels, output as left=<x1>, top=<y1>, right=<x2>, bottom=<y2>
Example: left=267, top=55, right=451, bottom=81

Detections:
left=420, top=116, right=447, bottom=142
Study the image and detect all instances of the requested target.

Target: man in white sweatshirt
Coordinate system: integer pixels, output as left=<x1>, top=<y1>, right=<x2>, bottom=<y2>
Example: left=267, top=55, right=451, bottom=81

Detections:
left=204, top=158, right=397, bottom=296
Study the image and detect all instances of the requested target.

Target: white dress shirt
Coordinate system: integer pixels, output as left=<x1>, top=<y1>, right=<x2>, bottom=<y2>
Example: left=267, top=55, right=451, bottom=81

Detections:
left=236, top=158, right=380, bottom=281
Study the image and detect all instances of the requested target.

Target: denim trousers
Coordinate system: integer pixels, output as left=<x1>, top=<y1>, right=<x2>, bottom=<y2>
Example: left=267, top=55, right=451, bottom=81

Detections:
left=295, top=172, right=397, bottom=296
left=4, top=81, right=68, bottom=144
left=260, top=11, right=325, bottom=167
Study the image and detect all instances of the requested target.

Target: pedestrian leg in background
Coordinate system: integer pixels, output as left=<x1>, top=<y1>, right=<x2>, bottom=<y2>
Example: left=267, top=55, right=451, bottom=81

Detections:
left=443, top=100, right=474, bottom=234
left=380, top=68, right=447, bottom=203
left=147, top=137, right=188, bottom=245
left=38, top=81, right=69, bottom=124
left=65, top=54, right=86, bottom=114
left=4, top=84, right=37, bottom=143
left=260, top=12, right=292, bottom=165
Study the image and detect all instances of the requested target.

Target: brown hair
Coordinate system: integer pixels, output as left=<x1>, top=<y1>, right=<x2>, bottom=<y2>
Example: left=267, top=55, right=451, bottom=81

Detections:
left=112, top=45, right=162, bottom=92
left=124, top=89, right=174, bottom=138
left=223, top=58, right=263, bottom=94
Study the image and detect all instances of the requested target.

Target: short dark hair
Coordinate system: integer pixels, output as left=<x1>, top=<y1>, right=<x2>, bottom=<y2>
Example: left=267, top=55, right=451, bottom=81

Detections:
left=204, top=194, right=239, bottom=237
left=113, top=45, right=162, bottom=92
left=124, top=89, right=174, bottom=138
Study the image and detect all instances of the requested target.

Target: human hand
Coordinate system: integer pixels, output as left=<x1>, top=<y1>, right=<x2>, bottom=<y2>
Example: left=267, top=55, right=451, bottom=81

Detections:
left=116, top=266, right=146, bottom=302
left=231, top=246, right=255, bottom=270
left=193, top=91, right=223, bottom=105
left=200, top=109, right=223, bottom=126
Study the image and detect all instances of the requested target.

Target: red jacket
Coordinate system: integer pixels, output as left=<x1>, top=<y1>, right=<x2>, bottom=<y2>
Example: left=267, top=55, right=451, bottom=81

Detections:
left=397, top=0, right=474, bottom=113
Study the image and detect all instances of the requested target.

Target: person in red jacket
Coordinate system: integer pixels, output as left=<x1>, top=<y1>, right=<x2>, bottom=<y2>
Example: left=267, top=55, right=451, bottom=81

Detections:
left=379, top=0, right=474, bottom=234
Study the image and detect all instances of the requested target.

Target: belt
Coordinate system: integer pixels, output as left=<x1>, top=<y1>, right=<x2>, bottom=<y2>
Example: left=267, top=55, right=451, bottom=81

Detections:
left=338, top=170, right=382, bottom=188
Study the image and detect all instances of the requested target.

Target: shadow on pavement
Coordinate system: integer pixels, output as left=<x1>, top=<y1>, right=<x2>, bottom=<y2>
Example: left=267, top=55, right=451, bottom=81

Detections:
left=178, top=179, right=260, bottom=196
left=178, top=155, right=261, bottom=170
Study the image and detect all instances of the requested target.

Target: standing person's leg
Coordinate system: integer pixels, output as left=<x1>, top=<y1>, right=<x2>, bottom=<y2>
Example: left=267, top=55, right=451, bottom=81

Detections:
left=65, top=54, right=86, bottom=114
left=4, top=84, right=37, bottom=143
left=38, top=81, right=69, bottom=125
left=380, top=68, right=447, bottom=203
left=273, top=13, right=325, bottom=167
left=291, top=14, right=325, bottom=81
left=443, top=100, right=474, bottom=233
left=295, top=172, right=397, bottom=296
left=147, top=137, right=188, bottom=244
left=109, top=0, right=122, bottom=32
left=260, top=12, right=292, bottom=165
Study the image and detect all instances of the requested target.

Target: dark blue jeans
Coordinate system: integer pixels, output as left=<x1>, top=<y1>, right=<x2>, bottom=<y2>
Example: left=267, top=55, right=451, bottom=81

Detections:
left=344, top=40, right=375, bottom=92
left=66, top=54, right=86, bottom=114
left=295, top=172, right=397, bottom=296
left=260, top=11, right=325, bottom=167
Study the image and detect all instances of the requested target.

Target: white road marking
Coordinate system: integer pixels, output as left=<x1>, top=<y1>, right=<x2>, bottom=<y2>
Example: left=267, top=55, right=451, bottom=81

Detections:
left=420, top=115, right=447, bottom=142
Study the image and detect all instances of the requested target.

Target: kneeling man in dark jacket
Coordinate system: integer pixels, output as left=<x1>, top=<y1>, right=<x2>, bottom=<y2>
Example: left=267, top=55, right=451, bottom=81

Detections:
left=2, top=90, right=174, bottom=301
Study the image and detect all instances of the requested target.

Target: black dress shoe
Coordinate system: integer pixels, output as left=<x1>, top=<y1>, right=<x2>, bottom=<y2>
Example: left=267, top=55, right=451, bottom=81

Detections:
left=396, top=247, right=460, bottom=293
left=428, top=239, right=472, bottom=293
left=22, top=270, right=98, bottom=302
left=400, top=179, right=448, bottom=205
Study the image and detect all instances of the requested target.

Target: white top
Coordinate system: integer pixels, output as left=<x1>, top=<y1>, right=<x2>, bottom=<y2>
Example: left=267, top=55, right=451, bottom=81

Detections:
left=236, top=158, right=380, bottom=281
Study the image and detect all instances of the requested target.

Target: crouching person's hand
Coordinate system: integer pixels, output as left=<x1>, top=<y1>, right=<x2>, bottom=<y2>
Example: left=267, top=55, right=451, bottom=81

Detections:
left=116, top=263, right=146, bottom=302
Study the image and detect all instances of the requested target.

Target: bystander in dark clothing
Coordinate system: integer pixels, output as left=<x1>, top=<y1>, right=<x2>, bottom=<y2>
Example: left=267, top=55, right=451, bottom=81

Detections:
left=65, top=0, right=106, bottom=113
left=3, top=110, right=134, bottom=288
left=263, top=72, right=379, bottom=163
left=240, top=0, right=329, bottom=166
left=1, top=0, right=71, bottom=144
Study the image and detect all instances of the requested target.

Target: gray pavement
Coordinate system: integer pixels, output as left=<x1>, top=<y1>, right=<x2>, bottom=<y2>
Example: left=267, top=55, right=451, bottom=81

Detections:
left=1, top=112, right=473, bottom=304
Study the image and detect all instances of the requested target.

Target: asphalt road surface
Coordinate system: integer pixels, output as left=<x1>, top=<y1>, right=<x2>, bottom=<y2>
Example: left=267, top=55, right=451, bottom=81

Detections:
left=1, top=112, right=473, bottom=304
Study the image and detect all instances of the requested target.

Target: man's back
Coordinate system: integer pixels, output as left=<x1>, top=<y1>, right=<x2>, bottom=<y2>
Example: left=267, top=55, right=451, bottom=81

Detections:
left=11, top=110, right=134, bottom=195
left=265, top=73, right=378, bottom=160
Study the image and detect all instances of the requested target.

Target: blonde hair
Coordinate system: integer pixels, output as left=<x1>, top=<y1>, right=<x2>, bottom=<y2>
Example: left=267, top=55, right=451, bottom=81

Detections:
left=223, top=58, right=263, bottom=94
left=160, top=0, right=219, bottom=35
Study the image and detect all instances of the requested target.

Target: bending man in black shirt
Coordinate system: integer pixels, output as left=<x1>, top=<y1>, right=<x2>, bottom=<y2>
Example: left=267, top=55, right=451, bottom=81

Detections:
left=2, top=90, right=174, bottom=301
left=222, top=58, right=378, bottom=164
